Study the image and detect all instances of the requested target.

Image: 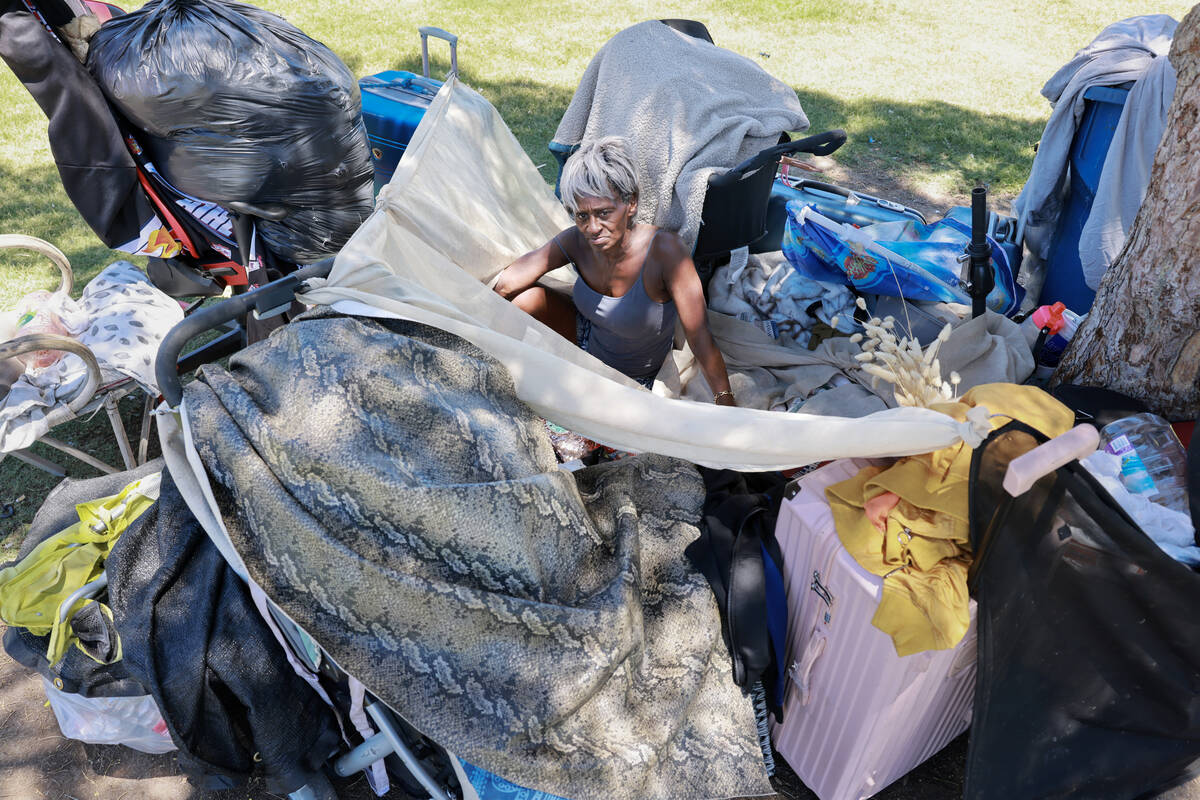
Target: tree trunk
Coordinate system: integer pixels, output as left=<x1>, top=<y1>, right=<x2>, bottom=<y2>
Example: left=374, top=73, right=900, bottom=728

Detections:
left=1052, top=4, right=1200, bottom=419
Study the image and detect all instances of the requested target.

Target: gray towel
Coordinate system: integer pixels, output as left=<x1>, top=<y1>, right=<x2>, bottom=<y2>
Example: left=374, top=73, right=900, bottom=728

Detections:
left=1014, top=15, right=1176, bottom=263
left=553, top=20, right=809, bottom=247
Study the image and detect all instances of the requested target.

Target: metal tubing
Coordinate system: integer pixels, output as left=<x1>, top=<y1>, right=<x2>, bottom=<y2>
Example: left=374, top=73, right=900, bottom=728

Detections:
left=419, top=26, right=458, bottom=78
left=0, top=234, right=73, bottom=295
left=57, top=573, right=108, bottom=624
left=0, top=334, right=101, bottom=419
left=968, top=186, right=994, bottom=319
left=155, top=258, right=334, bottom=407
left=333, top=731, right=393, bottom=777
left=366, top=703, right=453, bottom=800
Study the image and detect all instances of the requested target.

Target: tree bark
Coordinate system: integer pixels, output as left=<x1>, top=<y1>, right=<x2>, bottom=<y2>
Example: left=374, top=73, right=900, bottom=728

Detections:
left=1053, top=4, right=1200, bottom=419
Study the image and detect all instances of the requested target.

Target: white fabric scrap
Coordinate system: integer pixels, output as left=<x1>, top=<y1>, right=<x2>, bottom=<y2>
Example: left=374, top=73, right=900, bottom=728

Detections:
left=552, top=20, right=809, bottom=247
left=1081, top=450, right=1200, bottom=565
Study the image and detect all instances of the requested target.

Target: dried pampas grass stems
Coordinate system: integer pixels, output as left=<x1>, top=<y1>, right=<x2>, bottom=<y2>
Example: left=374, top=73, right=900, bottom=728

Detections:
left=848, top=297, right=960, bottom=408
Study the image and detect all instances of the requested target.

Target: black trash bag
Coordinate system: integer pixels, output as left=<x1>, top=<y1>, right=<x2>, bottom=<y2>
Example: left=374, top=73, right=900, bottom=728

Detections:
left=87, top=0, right=374, bottom=264
left=965, top=422, right=1200, bottom=800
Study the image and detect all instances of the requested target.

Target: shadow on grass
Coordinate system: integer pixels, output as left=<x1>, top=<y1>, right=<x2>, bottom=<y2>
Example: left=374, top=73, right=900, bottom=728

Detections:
left=793, top=89, right=1043, bottom=197
left=0, top=159, right=119, bottom=306
left=384, top=52, right=1041, bottom=204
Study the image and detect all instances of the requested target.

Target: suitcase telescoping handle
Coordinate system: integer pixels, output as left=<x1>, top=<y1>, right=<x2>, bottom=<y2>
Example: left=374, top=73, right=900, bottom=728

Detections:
left=419, top=26, right=458, bottom=79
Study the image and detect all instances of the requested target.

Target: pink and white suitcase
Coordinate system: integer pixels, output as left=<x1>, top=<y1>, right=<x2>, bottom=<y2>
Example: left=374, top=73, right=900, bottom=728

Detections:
left=770, top=459, right=977, bottom=800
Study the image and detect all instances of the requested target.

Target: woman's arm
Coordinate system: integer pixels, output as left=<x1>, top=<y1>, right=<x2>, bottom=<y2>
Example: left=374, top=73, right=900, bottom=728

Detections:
left=493, top=228, right=574, bottom=300
left=658, top=235, right=737, bottom=407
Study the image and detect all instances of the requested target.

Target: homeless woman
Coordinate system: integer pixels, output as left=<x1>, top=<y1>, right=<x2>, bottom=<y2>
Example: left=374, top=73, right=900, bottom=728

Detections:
left=493, top=137, right=737, bottom=406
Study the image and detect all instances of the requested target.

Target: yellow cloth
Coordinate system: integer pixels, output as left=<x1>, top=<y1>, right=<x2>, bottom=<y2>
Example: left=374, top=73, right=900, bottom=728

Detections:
left=826, top=384, right=1074, bottom=656
left=0, top=473, right=158, bottom=665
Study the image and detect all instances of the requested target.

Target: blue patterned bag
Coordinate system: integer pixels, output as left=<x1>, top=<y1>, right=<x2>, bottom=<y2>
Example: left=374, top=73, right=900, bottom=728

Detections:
left=782, top=201, right=1023, bottom=315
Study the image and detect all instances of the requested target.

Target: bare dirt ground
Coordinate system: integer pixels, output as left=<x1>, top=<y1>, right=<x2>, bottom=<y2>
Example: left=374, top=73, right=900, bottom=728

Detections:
left=0, top=164, right=1195, bottom=800
left=810, top=154, right=1016, bottom=221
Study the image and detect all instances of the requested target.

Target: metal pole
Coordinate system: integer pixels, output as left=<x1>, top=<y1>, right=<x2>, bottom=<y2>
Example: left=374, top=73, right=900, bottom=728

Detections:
left=968, top=185, right=994, bottom=319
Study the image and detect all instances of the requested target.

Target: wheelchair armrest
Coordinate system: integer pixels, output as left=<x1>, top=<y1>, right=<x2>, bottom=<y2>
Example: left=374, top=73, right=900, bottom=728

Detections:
left=776, top=129, right=847, bottom=158
left=710, top=129, right=847, bottom=188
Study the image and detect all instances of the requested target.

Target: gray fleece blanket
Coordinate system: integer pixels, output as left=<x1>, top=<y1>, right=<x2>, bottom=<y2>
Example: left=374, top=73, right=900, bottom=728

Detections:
left=183, top=311, right=770, bottom=800
left=553, top=20, right=808, bottom=247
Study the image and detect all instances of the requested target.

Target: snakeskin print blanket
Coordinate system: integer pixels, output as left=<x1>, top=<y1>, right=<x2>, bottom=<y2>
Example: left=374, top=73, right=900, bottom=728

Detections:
left=183, top=312, right=770, bottom=800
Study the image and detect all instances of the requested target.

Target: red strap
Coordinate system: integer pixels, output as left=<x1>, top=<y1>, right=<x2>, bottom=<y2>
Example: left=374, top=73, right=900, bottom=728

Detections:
left=81, top=1, right=117, bottom=23
left=136, top=170, right=200, bottom=258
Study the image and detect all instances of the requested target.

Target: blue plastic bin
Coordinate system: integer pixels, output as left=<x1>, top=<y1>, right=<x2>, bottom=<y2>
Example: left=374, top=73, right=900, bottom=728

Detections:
left=1038, top=83, right=1131, bottom=314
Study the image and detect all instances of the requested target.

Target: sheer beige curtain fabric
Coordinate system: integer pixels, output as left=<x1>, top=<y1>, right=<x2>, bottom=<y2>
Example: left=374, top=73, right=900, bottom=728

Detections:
left=300, top=78, right=985, bottom=470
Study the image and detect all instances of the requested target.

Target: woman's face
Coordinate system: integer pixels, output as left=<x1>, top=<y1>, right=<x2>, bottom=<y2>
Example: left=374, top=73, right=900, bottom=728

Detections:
left=572, top=194, right=637, bottom=251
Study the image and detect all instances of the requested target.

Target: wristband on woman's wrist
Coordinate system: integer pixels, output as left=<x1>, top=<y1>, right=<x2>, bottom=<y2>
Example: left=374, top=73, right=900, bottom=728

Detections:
left=713, top=390, right=734, bottom=403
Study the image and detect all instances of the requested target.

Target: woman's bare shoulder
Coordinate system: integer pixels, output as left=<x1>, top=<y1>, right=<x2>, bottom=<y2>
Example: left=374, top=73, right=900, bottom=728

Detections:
left=553, top=227, right=582, bottom=260
left=649, top=229, right=693, bottom=275
left=648, top=228, right=688, bottom=257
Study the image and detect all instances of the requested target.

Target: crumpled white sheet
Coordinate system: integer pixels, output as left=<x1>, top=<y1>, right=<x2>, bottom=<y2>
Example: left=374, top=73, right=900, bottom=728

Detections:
left=667, top=306, right=1034, bottom=418
left=1081, top=449, right=1200, bottom=566
left=1, top=261, right=184, bottom=453
left=663, top=310, right=888, bottom=418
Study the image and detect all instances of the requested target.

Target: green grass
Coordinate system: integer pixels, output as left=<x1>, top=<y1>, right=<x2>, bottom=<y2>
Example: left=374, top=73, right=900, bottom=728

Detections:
left=0, top=0, right=1194, bottom=534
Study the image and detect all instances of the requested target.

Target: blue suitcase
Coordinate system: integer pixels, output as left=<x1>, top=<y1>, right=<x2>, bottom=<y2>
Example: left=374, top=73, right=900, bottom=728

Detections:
left=359, top=27, right=457, bottom=194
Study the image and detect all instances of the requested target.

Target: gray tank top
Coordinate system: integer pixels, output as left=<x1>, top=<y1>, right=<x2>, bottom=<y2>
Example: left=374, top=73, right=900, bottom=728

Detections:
left=570, top=231, right=679, bottom=381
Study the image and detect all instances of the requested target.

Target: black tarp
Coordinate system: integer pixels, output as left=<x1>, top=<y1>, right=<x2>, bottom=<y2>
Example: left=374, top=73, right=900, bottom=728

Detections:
left=106, top=468, right=339, bottom=793
left=965, top=422, right=1200, bottom=799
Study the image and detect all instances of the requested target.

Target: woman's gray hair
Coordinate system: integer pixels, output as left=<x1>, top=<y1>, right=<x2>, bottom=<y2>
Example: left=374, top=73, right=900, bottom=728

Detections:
left=559, top=136, right=640, bottom=215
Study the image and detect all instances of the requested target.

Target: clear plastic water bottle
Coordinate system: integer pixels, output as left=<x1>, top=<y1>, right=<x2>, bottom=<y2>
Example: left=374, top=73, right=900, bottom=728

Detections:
left=1098, top=413, right=1189, bottom=515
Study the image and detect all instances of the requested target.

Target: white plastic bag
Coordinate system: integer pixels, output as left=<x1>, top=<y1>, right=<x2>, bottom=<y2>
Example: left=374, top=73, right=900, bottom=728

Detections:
left=12, top=290, right=88, bottom=369
left=42, top=677, right=176, bottom=754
